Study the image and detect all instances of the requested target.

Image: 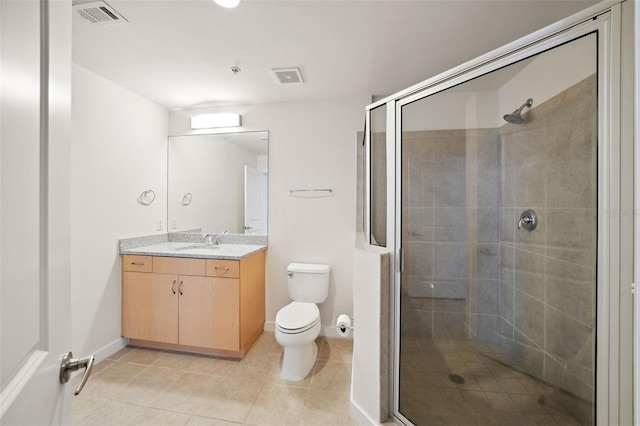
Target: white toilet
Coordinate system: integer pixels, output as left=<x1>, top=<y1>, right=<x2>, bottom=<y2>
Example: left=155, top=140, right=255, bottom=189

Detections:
left=275, top=262, right=330, bottom=381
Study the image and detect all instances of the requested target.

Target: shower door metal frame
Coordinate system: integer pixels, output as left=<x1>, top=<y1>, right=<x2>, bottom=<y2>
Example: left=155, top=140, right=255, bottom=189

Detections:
left=364, top=1, right=632, bottom=424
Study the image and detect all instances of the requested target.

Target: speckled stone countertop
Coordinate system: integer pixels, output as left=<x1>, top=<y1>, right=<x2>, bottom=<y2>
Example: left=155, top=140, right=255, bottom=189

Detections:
left=119, top=233, right=267, bottom=260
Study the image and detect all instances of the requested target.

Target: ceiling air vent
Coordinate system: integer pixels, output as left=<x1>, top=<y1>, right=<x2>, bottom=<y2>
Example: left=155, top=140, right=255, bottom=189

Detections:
left=74, top=1, right=128, bottom=26
left=271, top=68, right=304, bottom=84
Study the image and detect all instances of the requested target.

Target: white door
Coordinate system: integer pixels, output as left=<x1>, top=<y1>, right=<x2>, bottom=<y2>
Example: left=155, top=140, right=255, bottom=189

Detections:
left=0, top=0, right=79, bottom=424
left=244, top=165, right=267, bottom=234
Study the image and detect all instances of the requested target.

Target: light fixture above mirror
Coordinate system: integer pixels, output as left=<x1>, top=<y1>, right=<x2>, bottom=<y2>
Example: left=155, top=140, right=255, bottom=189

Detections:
left=213, top=0, right=241, bottom=9
left=191, top=113, right=241, bottom=129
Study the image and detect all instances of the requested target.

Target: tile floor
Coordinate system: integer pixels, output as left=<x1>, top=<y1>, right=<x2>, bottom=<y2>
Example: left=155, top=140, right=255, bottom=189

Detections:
left=399, top=336, right=586, bottom=426
left=72, top=332, right=358, bottom=425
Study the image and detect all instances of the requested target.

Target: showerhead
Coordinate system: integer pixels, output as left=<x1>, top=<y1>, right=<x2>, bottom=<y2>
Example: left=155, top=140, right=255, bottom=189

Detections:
left=503, top=113, right=525, bottom=124
left=503, top=98, right=533, bottom=124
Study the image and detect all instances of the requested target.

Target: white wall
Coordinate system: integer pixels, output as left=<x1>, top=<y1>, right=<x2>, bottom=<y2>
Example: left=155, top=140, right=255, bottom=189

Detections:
left=499, top=33, right=596, bottom=116
left=169, top=95, right=370, bottom=333
left=401, top=90, right=500, bottom=131
left=351, top=239, right=389, bottom=425
left=71, top=64, right=168, bottom=359
left=394, top=34, right=596, bottom=133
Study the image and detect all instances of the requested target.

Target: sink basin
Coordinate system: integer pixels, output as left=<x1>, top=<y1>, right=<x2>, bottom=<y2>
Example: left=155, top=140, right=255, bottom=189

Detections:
left=175, top=244, right=220, bottom=251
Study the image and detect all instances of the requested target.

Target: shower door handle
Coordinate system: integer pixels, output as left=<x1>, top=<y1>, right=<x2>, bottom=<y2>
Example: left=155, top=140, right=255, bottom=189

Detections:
left=399, top=247, right=405, bottom=272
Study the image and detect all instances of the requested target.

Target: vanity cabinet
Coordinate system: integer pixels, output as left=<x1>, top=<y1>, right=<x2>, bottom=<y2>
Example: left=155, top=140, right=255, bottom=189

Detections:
left=178, top=275, right=239, bottom=350
left=121, top=250, right=265, bottom=358
left=121, top=271, right=178, bottom=344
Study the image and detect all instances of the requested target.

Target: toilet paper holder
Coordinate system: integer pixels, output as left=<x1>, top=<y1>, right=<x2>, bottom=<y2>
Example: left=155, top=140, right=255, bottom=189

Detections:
left=334, top=315, right=353, bottom=330
left=335, top=314, right=354, bottom=337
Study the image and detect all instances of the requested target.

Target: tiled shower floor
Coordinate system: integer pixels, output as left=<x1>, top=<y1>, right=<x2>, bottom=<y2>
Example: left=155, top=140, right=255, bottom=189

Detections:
left=72, top=332, right=356, bottom=425
left=399, top=336, right=584, bottom=425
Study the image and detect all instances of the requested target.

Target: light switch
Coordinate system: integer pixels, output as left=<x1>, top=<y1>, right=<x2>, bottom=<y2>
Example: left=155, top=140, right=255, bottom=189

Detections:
left=157, top=218, right=164, bottom=231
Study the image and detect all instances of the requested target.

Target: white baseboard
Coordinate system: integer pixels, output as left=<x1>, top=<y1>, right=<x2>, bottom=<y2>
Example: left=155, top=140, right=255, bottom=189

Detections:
left=92, top=337, right=127, bottom=363
left=69, top=338, right=127, bottom=382
left=263, top=321, right=353, bottom=340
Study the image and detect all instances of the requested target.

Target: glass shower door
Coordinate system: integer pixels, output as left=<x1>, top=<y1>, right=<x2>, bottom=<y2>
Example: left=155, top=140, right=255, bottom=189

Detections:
left=397, top=33, right=597, bottom=426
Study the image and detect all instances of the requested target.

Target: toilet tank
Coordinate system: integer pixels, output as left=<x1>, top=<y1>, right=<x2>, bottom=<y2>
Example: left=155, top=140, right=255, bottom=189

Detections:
left=287, top=263, right=331, bottom=303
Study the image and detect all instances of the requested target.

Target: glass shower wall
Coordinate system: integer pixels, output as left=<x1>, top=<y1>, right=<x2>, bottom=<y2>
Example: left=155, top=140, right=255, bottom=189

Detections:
left=397, top=33, right=597, bottom=426
left=499, top=71, right=597, bottom=422
left=370, top=104, right=388, bottom=247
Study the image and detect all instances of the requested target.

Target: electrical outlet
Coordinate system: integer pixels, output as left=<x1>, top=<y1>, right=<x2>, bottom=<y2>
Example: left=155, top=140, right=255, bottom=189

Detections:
left=157, top=218, right=164, bottom=231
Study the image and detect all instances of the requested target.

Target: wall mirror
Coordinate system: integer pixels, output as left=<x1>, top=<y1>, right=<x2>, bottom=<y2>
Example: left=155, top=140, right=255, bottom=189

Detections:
left=167, top=131, right=269, bottom=236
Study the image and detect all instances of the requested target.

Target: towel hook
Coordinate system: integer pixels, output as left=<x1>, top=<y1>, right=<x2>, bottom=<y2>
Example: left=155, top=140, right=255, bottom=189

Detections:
left=137, top=189, right=155, bottom=205
left=182, top=192, right=193, bottom=206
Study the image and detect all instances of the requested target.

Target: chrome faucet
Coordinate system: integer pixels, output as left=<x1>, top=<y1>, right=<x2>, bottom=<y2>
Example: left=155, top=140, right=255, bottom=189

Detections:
left=214, top=230, right=228, bottom=245
left=203, top=234, right=215, bottom=245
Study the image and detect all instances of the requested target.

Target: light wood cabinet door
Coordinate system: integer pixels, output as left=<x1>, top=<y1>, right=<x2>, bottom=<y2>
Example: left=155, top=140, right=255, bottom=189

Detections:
left=240, top=250, right=266, bottom=344
left=178, top=276, right=240, bottom=351
left=122, top=272, right=179, bottom=344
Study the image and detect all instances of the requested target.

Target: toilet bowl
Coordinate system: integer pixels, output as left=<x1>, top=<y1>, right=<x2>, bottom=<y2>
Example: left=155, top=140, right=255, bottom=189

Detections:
left=275, top=263, right=330, bottom=381
left=275, top=302, right=321, bottom=381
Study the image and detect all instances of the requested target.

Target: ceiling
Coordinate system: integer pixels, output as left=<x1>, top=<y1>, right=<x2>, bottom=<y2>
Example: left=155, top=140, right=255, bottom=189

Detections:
left=72, top=0, right=599, bottom=111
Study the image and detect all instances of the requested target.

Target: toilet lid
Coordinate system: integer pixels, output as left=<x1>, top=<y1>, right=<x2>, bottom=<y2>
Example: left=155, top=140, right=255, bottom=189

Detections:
left=276, top=302, right=319, bottom=330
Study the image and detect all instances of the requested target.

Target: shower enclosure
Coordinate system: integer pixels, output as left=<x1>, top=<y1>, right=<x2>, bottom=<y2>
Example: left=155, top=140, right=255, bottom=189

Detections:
left=363, top=6, right=632, bottom=426
left=398, top=37, right=597, bottom=423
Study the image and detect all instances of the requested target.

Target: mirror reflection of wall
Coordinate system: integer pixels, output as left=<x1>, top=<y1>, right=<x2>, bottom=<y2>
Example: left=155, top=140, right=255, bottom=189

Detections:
left=168, top=131, right=269, bottom=235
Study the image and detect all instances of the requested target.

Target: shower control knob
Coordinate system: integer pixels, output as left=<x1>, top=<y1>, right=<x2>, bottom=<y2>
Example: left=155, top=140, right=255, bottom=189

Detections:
left=518, top=209, right=538, bottom=231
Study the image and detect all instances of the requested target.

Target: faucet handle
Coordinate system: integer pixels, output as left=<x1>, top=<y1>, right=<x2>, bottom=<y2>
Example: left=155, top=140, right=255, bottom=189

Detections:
left=517, top=209, right=538, bottom=231
left=203, top=234, right=215, bottom=244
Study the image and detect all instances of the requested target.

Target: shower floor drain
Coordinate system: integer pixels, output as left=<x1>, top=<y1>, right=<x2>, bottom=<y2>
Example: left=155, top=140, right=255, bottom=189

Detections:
left=448, top=373, right=465, bottom=384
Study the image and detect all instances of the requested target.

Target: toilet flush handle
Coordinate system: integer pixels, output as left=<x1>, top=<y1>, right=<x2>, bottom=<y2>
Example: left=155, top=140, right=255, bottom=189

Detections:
left=287, top=271, right=294, bottom=277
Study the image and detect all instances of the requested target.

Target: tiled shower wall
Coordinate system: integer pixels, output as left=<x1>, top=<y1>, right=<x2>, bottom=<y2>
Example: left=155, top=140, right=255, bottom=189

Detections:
left=464, top=129, right=501, bottom=343
left=356, top=131, right=387, bottom=245
left=371, top=132, right=387, bottom=246
left=498, top=74, right=597, bottom=423
left=401, top=128, right=500, bottom=340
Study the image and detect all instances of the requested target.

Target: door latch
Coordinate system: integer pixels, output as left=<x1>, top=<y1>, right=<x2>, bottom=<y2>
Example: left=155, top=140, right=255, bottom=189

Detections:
left=60, top=351, right=95, bottom=396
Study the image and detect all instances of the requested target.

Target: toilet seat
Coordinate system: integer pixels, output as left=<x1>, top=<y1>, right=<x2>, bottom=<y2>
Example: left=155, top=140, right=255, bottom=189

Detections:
left=276, top=302, right=319, bottom=334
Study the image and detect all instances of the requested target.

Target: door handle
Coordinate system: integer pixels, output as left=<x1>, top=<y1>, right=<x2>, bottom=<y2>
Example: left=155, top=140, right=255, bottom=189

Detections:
left=60, top=351, right=95, bottom=396
left=179, top=280, right=184, bottom=295
left=171, top=279, right=177, bottom=294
